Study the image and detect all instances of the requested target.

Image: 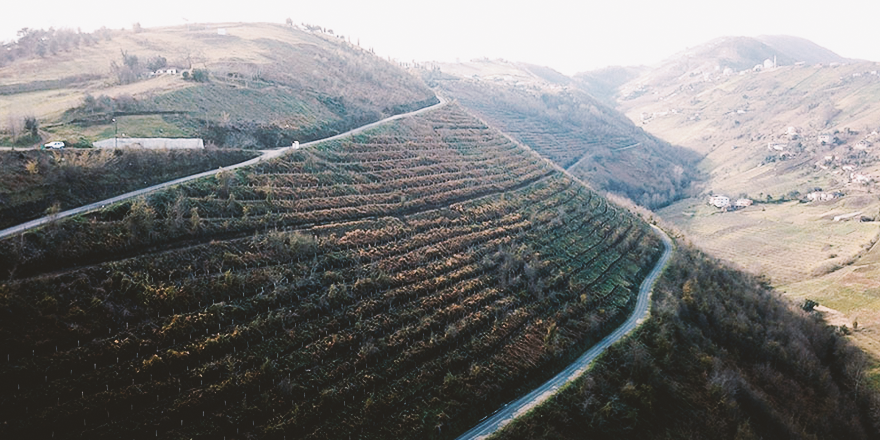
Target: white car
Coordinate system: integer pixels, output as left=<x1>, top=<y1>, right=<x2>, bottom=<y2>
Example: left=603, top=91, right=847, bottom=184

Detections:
left=44, top=141, right=65, bottom=149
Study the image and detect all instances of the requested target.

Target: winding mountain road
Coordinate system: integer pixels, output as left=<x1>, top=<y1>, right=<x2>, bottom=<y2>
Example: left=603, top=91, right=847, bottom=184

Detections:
left=5, top=91, right=674, bottom=440
left=455, top=224, right=673, bottom=440
left=0, top=96, right=446, bottom=240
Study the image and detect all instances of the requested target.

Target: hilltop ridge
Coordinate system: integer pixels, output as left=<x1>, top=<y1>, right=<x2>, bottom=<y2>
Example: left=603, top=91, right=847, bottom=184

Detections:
left=617, top=34, right=850, bottom=93
left=0, top=22, right=437, bottom=149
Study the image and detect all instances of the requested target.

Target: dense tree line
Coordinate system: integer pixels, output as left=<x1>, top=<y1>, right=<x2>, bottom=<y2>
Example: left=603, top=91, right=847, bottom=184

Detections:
left=0, top=27, right=108, bottom=66
left=496, top=245, right=880, bottom=439
left=0, top=148, right=257, bottom=230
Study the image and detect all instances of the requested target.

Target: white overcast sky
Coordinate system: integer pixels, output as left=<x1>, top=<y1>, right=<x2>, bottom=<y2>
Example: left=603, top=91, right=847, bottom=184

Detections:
left=2, top=0, right=879, bottom=74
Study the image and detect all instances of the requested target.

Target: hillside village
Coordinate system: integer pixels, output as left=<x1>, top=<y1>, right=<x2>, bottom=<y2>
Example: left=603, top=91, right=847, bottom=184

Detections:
left=708, top=125, right=879, bottom=213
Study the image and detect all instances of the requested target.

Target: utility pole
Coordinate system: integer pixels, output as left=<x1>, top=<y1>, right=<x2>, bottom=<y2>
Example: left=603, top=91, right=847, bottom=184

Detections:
left=113, top=118, right=118, bottom=148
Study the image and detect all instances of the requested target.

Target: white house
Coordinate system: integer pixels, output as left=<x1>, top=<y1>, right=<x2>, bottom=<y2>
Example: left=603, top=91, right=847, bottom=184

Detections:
left=709, top=195, right=731, bottom=208
left=735, top=198, right=753, bottom=208
left=852, top=173, right=873, bottom=184
left=807, top=192, right=838, bottom=202
left=855, top=140, right=872, bottom=150
left=818, top=133, right=834, bottom=145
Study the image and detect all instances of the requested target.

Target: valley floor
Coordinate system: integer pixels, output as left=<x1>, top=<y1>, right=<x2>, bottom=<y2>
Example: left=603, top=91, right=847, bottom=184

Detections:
left=659, top=193, right=880, bottom=380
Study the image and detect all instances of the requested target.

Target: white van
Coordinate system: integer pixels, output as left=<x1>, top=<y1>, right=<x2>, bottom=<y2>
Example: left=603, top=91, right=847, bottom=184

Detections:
left=43, top=141, right=65, bottom=149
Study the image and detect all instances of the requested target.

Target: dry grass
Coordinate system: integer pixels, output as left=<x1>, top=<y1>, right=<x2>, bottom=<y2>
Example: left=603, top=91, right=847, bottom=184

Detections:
left=625, top=60, right=880, bottom=365
left=659, top=196, right=880, bottom=285
left=660, top=193, right=880, bottom=368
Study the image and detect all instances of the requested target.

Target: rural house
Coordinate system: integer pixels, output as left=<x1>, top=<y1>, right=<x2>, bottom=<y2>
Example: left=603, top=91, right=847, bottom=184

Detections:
left=709, top=195, right=730, bottom=208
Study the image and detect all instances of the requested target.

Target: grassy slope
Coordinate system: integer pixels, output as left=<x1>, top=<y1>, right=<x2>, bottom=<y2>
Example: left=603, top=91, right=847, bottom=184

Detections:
left=495, top=245, right=880, bottom=440
left=0, top=22, right=437, bottom=148
left=0, top=104, right=663, bottom=439
left=0, top=148, right=259, bottom=230
left=621, top=61, right=880, bottom=363
left=620, top=63, right=880, bottom=195
left=658, top=198, right=880, bottom=285
left=433, top=71, right=701, bottom=209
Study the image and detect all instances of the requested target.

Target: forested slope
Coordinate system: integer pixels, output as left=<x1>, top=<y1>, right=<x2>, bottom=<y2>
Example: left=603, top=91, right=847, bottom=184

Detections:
left=0, top=104, right=662, bottom=439
left=436, top=79, right=701, bottom=208
left=495, top=245, right=880, bottom=439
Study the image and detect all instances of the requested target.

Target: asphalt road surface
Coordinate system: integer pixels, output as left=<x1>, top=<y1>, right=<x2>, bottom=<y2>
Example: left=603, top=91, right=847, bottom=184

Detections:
left=0, top=96, right=447, bottom=240
left=455, top=225, right=674, bottom=440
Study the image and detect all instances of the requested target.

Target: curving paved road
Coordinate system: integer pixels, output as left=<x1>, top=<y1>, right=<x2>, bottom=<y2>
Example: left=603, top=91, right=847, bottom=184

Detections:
left=0, top=96, right=447, bottom=240
left=455, top=225, right=673, bottom=440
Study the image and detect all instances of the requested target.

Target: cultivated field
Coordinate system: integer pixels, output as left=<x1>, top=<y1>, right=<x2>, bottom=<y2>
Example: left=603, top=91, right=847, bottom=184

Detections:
left=0, top=104, right=662, bottom=439
left=1, top=22, right=437, bottom=149
left=660, top=197, right=879, bottom=285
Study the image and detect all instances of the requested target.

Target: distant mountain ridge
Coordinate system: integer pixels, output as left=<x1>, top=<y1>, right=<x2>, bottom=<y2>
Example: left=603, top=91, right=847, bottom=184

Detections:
left=756, top=35, right=852, bottom=65
left=573, top=66, right=646, bottom=106
left=614, top=35, right=850, bottom=92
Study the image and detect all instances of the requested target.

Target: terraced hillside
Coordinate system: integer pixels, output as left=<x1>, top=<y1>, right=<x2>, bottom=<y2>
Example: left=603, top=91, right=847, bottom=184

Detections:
left=0, top=104, right=662, bottom=439
left=435, top=76, right=701, bottom=208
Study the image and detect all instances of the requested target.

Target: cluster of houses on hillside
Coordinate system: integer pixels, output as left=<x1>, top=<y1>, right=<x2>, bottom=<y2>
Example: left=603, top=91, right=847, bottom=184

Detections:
left=709, top=189, right=849, bottom=211
left=806, top=190, right=843, bottom=202
left=761, top=127, right=879, bottom=186
left=708, top=195, right=753, bottom=211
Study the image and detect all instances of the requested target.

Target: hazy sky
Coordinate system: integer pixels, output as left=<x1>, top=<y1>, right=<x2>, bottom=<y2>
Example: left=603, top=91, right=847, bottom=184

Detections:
left=3, top=0, right=879, bottom=74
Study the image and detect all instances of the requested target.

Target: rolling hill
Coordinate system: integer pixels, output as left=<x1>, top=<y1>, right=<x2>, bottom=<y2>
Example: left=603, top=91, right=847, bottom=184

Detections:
left=617, top=35, right=851, bottom=94
left=572, top=66, right=646, bottom=106
left=0, top=22, right=438, bottom=149
left=429, top=60, right=702, bottom=209
left=0, top=21, right=440, bottom=231
left=2, top=24, right=880, bottom=440
left=609, top=35, right=880, bottom=364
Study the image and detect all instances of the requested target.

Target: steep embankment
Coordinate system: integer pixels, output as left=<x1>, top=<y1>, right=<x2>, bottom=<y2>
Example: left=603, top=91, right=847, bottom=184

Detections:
left=435, top=74, right=701, bottom=208
left=0, top=22, right=437, bottom=148
left=0, top=103, right=663, bottom=439
left=494, top=245, right=880, bottom=439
